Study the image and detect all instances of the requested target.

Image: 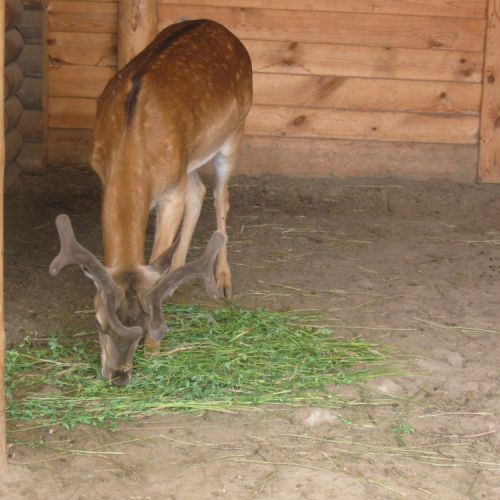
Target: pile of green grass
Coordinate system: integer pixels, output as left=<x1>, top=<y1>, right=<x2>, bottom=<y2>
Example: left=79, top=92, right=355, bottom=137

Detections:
left=6, top=304, right=392, bottom=430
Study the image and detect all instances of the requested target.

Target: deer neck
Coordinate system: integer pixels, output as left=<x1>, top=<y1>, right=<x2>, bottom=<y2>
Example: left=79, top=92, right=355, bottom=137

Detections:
left=101, top=164, right=151, bottom=270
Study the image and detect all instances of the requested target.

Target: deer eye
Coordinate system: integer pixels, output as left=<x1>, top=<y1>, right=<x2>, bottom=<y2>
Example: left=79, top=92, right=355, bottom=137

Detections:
left=95, top=318, right=104, bottom=331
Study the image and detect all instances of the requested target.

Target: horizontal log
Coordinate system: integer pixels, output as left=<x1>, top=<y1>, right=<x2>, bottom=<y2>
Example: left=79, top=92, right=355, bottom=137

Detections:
left=46, top=127, right=477, bottom=182
left=239, top=135, right=478, bottom=181
left=46, top=32, right=483, bottom=83
left=4, top=161, right=21, bottom=192
left=57, top=0, right=488, bottom=19
left=48, top=2, right=486, bottom=51
left=48, top=128, right=92, bottom=165
left=246, top=105, right=480, bottom=144
left=21, top=0, right=44, bottom=11
left=157, top=0, right=487, bottom=19
left=48, top=32, right=117, bottom=66
left=49, top=97, right=96, bottom=128
left=5, top=127, right=23, bottom=165
left=4, top=96, right=23, bottom=132
left=5, top=29, right=24, bottom=65
left=18, top=44, right=43, bottom=78
left=47, top=1, right=117, bottom=33
left=48, top=66, right=114, bottom=98
left=17, top=143, right=46, bottom=173
left=253, top=74, right=481, bottom=115
left=17, top=10, right=43, bottom=44
left=17, top=77, right=43, bottom=110
left=5, top=63, right=24, bottom=99
left=19, top=110, right=44, bottom=142
left=6, top=0, right=24, bottom=30
left=47, top=69, right=482, bottom=114
left=158, top=6, right=486, bottom=51
left=248, top=41, right=483, bottom=83
left=47, top=96, right=479, bottom=144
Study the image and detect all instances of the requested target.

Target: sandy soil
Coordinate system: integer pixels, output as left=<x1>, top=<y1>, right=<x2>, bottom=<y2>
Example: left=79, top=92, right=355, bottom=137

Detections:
left=0, top=169, right=500, bottom=499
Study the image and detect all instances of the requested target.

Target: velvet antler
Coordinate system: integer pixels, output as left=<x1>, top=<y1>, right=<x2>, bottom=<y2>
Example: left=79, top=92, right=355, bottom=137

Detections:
left=141, top=231, right=225, bottom=341
left=50, top=214, right=143, bottom=339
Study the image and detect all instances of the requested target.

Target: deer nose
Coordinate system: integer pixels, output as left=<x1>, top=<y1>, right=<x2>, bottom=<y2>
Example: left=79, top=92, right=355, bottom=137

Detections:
left=111, top=369, right=132, bottom=386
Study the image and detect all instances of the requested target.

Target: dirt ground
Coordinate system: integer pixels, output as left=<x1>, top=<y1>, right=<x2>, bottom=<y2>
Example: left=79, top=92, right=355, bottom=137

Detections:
left=1, top=168, right=500, bottom=499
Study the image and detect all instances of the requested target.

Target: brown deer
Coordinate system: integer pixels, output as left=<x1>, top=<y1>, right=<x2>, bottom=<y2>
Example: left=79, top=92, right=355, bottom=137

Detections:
left=49, top=19, right=253, bottom=385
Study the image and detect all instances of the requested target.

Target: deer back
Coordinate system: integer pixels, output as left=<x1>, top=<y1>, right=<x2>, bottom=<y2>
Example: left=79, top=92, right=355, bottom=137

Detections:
left=91, top=19, right=253, bottom=187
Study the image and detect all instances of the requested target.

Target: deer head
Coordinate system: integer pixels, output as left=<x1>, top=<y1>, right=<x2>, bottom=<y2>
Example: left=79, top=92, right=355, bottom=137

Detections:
left=49, top=214, right=224, bottom=386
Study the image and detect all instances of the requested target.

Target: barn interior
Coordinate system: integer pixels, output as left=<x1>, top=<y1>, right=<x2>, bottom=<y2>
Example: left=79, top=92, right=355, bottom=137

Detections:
left=1, top=1, right=500, bottom=497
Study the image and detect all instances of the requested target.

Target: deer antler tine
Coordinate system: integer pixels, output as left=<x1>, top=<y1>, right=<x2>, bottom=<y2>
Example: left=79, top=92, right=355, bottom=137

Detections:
left=49, top=214, right=144, bottom=339
left=143, top=231, right=225, bottom=341
left=150, top=231, right=181, bottom=273
left=156, top=231, right=225, bottom=300
left=49, top=214, right=77, bottom=276
left=200, top=231, right=225, bottom=299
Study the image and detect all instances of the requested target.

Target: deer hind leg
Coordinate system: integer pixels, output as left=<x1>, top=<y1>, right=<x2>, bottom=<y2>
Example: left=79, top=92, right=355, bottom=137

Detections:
left=213, top=128, right=243, bottom=298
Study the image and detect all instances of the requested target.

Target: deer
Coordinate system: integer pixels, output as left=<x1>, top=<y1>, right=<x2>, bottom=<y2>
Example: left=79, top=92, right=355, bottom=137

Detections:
left=49, top=19, right=253, bottom=386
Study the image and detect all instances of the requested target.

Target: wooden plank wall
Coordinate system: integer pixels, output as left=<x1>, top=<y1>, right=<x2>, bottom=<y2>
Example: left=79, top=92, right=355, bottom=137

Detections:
left=478, top=0, right=500, bottom=182
left=46, top=0, right=489, bottom=180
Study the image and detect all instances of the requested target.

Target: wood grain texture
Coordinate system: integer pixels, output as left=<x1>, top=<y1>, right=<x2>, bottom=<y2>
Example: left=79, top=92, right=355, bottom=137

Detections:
left=478, top=0, right=500, bottom=182
left=48, top=96, right=96, bottom=128
left=239, top=136, right=478, bottom=181
left=6, top=0, right=23, bottom=30
left=46, top=128, right=478, bottom=182
left=45, top=31, right=484, bottom=83
left=5, top=28, right=24, bottom=65
left=118, top=0, right=157, bottom=68
left=17, top=77, right=43, bottom=109
left=48, top=96, right=479, bottom=145
left=47, top=0, right=117, bottom=33
left=45, top=0, right=491, bottom=180
left=17, top=143, right=45, bottom=173
left=158, top=5, right=486, bottom=51
left=246, top=105, right=479, bottom=144
left=47, top=65, right=482, bottom=115
left=19, top=44, right=43, bottom=78
left=253, top=74, right=481, bottom=115
left=47, top=2, right=486, bottom=50
left=48, top=127, right=92, bottom=164
left=17, top=9, right=43, bottom=43
left=250, top=42, right=482, bottom=83
left=48, top=65, right=114, bottom=98
left=4, top=96, right=23, bottom=132
left=158, top=0, right=487, bottom=19
left=5, top=127, right=22, bottom=167
left=4, top=63, right=24, bottom=99
left=19, top=110, right=44, bottom=141
left=48, top=32, right=117, bottom=66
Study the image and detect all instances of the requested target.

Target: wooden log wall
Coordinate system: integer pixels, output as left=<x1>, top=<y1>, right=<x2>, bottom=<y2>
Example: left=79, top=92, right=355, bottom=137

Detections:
left=17, top=0, right=46, bottom=174
left=0, top=0, right=7, bottom=476
left=46, top=1, right=491, bottom=180
left=4, top=0, right=24, bottom=189
left=478, top=0, right=500, bottom=182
